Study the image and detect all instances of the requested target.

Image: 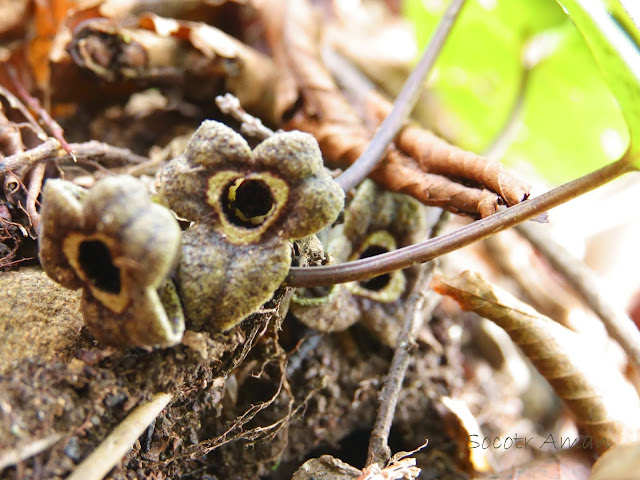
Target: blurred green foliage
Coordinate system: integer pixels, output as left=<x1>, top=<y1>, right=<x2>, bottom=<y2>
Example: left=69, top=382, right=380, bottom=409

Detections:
left=403, top=0, right=629, bottom=184
left=556, top=0, right=640, bottom=162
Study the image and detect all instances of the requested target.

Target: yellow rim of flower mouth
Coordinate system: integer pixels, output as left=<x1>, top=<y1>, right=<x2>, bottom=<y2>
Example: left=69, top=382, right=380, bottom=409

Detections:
left=226, top=177, right=277, bottom=226
left=207, top=170, right=289, bottom=245
left=63, top=232, right=130, bottom=314
left=346, top=230, right=407, bottom=303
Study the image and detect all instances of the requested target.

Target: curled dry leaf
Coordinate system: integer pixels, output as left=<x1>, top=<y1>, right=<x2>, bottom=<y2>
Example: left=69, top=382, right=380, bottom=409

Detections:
left=432, top=270, right=640, bottom=453
left=255, top=0, right=530, bottom=217
left=366, top=92, right=531, bottom=207
left=377, top=149, right=502, bottom=218
left=67, top=13, right=278, bottom=124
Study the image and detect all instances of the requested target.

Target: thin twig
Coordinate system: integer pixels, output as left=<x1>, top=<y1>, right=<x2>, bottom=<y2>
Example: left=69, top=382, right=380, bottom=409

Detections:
left=483, top=232, right=575, bottom=328
left=366, top=213, right=447, bottom=466
left=0, top=138, right=57, bottom=172
left=516, top=221, right=640, bottom=371
left=5, top=66, right=76, bottom=159
left=67, top=393, right=172, bottom=480
left=25, top=162, right=46, bottom=230
left=0, top=85, right=47, bottom=138
left=366, top=261, right=439, bottom=467
left=335, top=0, right=467, bottom=192
left=322, top=47, right=376, bottom=109
left=0, top=139, right=149, bottom=174
left=481, top=63, right=548, bottom=222
left=0, top=434, right=62, bottom=471
left=485, top=28, right=564, bottom=160
left=286, top=156, right=635, bottom=286
left=215, top=94, right=276, bottom=140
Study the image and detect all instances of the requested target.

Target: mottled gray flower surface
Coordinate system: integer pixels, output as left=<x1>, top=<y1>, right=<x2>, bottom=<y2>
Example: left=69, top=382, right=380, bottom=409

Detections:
left=292, top=180, right=426, bottom=345
left=39, top=176, right=184, bottom=348
left=156, top=120, right=344, bottom=331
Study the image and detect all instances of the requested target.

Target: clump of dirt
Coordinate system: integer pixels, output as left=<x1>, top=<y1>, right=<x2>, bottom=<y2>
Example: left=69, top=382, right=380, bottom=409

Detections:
left=0, top=271, right=477, bottom=480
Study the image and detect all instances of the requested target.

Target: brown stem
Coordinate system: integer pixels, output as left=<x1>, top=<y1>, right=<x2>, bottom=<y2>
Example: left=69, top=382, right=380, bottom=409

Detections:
left=286, top=156, right=635, bottom=287
left=25, top=162, right=46, bottom=231
left=366, top=211, right=448, bottom=466
left=516, top=221, right=640, bottom=372
left=366, top=261, right=440, bottom=467
left=335, top=0, right=467, bottom=192
left=215, top=94, right=275, bottom=141
left=6, top=66, right=75, bottom=159
left=0, top=139, right=148, bottom=174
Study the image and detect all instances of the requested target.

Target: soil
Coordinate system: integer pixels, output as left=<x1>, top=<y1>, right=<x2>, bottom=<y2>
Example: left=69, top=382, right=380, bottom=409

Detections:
left=0, top=270, right=484, bottom=479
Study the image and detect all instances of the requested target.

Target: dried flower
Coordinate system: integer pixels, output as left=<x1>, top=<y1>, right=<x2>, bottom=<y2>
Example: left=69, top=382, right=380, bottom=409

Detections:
left=292, top=181, right=426, bottom=345
left=156, top=120, right=344, bottom=331
left=38, top=176, right=184, bottom=348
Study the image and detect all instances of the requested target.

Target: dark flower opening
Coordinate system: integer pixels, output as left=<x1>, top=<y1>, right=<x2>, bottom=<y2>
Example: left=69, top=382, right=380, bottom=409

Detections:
left=79, top=240, right=121, bottom=294
left=223, top=178, right=275, bottom=228
left=358, top=245, right=391, bottom=291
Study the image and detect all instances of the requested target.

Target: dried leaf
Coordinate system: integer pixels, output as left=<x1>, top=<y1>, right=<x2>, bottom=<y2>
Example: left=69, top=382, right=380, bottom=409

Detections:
left=257, top=0, right=528, bottom=217
left=28, top=0, right=75, bottom=90
left=292, top=455, right=361, bottom=480
left=287, top=97, right=501, bottom=217
left=0, top=0, right=29, bottom=37
left=366, top=92, right=530, bottom=206
left=432, top=270, right=640, bottom=453
left=438, top=396, right=495, bottom=474
left=66, top=14, right=278, bottom=122
left=477, top=450, right=591, bottom=480
left=374, top=149, right=502, bottom=218
left=360, top=91, right=528, bottom=207
left=255, top=0, right=300, bottom=121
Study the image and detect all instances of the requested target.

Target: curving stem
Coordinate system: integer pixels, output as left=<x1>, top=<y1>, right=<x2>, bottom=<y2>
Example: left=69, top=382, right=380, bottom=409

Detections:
left=335, top=0, right=467, bottom=192
left=287, top=155, right=636, bottom=287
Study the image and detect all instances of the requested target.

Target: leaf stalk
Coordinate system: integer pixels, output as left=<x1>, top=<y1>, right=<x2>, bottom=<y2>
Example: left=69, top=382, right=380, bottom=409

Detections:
left=287, top=156, right=635, bottom=287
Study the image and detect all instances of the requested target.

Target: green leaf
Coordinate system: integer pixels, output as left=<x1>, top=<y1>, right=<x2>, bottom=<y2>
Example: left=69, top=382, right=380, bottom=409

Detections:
left=505, top=24, right=628, bottom=183
left=556, top=0, right=640, bottom=163
left=403, top=0, right=567, bottom=151
left=403, top=0, right=631, bottom=183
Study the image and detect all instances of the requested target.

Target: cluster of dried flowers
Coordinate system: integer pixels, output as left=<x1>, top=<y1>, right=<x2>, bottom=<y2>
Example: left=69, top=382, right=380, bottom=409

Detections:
left=0, top=0, right=530, bottom=349
left=38, top=121, right=344, bottom=348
